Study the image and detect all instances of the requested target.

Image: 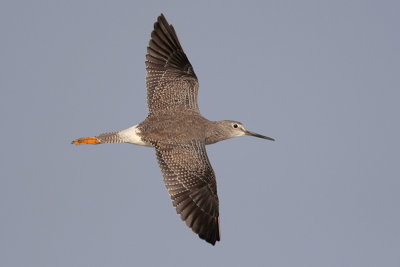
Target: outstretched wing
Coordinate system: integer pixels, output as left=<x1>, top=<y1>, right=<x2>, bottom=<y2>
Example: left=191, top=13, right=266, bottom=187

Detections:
left=146, top=14, right=200, bottom=116
left=154, top=140, right=220, bottom=245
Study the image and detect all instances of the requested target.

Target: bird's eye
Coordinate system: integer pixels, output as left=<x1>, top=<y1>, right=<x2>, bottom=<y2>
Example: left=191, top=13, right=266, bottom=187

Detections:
left=233, top=124, right=238, bottom=128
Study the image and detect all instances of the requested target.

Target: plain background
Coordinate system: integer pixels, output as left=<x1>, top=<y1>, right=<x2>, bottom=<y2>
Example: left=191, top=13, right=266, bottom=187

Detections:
left=1, top=1, right=399, bottom=266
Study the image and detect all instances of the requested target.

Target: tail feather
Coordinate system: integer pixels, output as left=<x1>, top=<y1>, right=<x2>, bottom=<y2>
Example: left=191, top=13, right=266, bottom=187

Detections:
left=97, top=131, right=124, bottom=143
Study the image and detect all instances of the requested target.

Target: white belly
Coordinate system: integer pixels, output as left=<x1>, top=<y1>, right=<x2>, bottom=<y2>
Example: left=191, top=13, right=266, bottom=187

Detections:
left=119, top=124, right=152, bottom=147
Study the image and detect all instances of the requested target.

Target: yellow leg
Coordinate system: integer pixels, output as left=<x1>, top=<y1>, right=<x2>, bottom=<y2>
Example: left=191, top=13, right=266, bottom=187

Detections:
left=71, top=136, right=100, bottom=145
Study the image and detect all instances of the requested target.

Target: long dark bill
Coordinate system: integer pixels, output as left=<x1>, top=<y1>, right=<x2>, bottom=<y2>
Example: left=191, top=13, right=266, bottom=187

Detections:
left=245, top=130, right=275, bottom=141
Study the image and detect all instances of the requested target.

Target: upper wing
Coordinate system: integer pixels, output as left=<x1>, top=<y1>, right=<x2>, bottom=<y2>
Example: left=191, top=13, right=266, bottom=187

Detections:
left=146, top=14, right=200, bottom=116
left=154, top=140, right=220, bottom=245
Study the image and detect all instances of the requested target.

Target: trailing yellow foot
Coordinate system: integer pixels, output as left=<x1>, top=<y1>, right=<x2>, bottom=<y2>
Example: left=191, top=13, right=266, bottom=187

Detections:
left=71, top=137, right=100, bottom=145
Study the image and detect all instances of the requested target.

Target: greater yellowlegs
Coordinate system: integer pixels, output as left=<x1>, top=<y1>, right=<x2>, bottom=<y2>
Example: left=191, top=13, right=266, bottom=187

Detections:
left=72, top=14, right=274, bottom=245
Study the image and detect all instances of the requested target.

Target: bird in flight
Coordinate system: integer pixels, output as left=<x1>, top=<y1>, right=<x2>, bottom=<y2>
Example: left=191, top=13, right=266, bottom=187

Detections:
left=72, top=14, right=274, bottom=245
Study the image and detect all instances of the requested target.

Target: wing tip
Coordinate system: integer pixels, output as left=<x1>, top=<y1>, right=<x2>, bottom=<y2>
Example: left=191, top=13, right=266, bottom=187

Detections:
left=194, top=215, right=221, bottom=246
left=198, top=222, right=220, bottom=246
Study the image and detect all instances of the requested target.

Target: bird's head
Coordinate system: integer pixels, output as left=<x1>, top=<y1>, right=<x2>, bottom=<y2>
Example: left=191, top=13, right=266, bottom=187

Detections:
left=224, top=120, right=275, bottom=141
left=206, top=120, right=275, bottom=144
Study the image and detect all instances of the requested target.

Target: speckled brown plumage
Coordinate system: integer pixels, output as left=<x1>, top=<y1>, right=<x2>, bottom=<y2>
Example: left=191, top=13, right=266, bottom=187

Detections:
left=72, top=13, right=275, bottom=246
left=146, top=14, right=199, bottom=116
left=141, top=14, right=220, bottom=245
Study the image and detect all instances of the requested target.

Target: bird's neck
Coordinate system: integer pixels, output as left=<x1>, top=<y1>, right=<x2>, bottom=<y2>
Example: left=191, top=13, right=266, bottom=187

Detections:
left=205, top=121, right=230, bottom=145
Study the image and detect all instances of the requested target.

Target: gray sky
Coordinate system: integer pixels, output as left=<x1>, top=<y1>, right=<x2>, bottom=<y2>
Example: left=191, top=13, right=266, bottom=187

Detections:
left=1, top=0, right=399, bottom=266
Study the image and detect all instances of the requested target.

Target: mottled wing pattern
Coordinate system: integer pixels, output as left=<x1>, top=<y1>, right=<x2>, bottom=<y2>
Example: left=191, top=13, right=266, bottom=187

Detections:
left=146, top=14, right=199, bottom=115
left=154, top=140, right=220, bottom=245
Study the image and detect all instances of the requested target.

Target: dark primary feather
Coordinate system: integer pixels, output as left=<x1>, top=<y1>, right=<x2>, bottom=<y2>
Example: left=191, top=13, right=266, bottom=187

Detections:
left=154, top=140, right=220, bottom=245
left=143, top=14, right=220, bottom=245
left=146, top=14, right=199, bottom=116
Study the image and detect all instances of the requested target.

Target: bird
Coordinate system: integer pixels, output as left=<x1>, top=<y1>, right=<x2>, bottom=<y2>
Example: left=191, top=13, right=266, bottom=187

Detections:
left=72, top=14, right=274, bottom=245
